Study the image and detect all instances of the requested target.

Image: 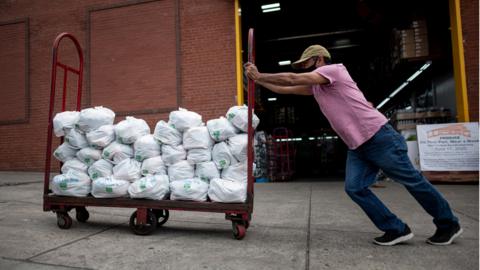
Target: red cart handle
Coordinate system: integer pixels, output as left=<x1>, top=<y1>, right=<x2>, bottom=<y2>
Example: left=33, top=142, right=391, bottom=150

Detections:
left=247, top=28, right=255, bottom=200
left=44, top=33, right=84, bottom=196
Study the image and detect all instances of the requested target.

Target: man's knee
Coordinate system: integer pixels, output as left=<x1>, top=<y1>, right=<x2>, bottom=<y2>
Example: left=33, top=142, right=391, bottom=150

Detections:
left=344, top=181, right=363, bottom=197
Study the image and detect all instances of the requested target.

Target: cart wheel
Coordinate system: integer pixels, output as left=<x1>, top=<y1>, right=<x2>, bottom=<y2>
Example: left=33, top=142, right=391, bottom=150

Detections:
left=232, top=222, right=246, bottom=240
left=153, top=209, right=169, bottom=226
left=75, top=207, right=89, bottom=223
left=129, top=210, right=157, bottom=235
left=56, top=212, right=72, bottom=229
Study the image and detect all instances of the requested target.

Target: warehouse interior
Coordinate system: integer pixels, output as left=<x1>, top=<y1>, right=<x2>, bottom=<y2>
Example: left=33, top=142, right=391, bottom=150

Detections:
left=240, top=0, right=456, bottom=180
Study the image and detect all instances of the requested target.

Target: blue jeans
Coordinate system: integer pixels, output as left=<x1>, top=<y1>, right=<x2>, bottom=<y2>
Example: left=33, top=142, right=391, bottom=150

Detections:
left=345, top=124, right=459, bottom=233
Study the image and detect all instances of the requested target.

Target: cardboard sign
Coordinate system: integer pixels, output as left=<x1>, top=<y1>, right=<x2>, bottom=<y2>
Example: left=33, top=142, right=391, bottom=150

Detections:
left=417, top=123, right=479, bottom=171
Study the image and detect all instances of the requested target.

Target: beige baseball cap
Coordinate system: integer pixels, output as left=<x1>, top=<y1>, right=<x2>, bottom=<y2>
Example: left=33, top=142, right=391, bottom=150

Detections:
left=291, top=45, right=331, bottom=69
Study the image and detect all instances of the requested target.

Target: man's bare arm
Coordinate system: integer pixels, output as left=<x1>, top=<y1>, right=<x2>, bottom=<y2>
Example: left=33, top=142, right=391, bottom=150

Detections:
left=257, top=71, right=329, bottom=86
left=257, top=81, right=312, bottom=96
left=245, top=62, right=329, bottom=86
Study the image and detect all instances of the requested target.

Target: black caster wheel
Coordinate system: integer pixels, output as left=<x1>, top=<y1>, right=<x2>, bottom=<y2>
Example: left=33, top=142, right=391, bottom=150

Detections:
left=232, top=222, right=246, bottom=240
left=56, top=212, right=72, bottom=229
left=129, top=210, right=157, bottom=235
left=153, top=209, right=169, bottom=226
left=75, top=207, right=89, bottom=223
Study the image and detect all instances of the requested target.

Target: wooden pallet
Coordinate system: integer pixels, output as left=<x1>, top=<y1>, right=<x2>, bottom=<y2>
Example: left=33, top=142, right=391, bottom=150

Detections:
left=423, top=171, right=479, bottom=183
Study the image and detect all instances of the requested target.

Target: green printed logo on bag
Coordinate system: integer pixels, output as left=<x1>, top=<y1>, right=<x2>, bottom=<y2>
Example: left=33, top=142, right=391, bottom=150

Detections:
left=213, top=131, right=220, bottom=141
left=140, top=180, right=147, bottom=190
left=142, top=169, right=149, bottom=174
left=183, top=182, right=191, bottom=191
left=103, top=151, right=110, bottom=158
left=84, top=158, right=91, bottom=164
left=227, top=113, right=235, bottom=120
left=219, top=160, right=226, bottom=168
left=59, top=180, right=68, bottom=190
left=92, top=172, right=98, bottom=179
left=135, top=155, right=142, bottom=162
left=106, top=186, right=113, bottom=193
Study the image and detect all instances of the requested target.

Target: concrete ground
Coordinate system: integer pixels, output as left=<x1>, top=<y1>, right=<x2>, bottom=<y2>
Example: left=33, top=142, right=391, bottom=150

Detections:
left=0, top=172, right=478, bottom=270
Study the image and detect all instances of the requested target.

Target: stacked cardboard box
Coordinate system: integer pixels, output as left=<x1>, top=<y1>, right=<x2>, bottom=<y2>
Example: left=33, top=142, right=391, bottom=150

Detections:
left=399, top=20, right=429, bottom=59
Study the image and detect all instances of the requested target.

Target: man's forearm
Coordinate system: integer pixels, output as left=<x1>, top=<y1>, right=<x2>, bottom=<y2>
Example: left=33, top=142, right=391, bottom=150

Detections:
left=257, top=81, right=291, bottom=94
left=257, top=72, right=298, bottom=86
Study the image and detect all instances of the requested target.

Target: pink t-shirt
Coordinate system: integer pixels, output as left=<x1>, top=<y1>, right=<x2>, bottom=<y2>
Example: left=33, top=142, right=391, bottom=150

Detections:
left=311, top=64, right=387, bottom=149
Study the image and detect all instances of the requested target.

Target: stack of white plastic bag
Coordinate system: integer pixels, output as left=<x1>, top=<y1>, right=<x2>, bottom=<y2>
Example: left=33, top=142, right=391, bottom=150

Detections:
left=163, top=108, right=209, bottom=202
left=52, top=107, right=115, bottom=196
left=205, top=106, right=259, bottom=203
left=50, top=105, right=259, bottom=203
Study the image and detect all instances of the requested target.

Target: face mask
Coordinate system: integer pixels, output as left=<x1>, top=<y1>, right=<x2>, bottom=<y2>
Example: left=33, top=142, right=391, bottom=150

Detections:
left=303, top=57, right=319, bottom=72
left=304, top=65, right=318, bottom=72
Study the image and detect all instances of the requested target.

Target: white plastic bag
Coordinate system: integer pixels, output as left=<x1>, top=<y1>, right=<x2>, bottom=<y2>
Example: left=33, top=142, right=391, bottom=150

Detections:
left=51, top=170, right=91, bottom=197
left=168, top=108, right=202, bottom=132
left=187, top=148, right=212, bottom=164
left=88, top=159, right=113, bottom=180
left=53, top=142, right=78, bottom=162
left=76, top=147, right=102, bottom=166
left=53, top=111, right=80, bottom=137
left=221, top=161, right=248, bottom=182
left=206, top=117, right=239, bottom=142
left=102, top=142, right=134, bottom=164
left=134, top=134, right=161, bottom=161
left=86, top=124, right=115, bottom=149
left=61, top=158, right=88, bottom=174
left=167, top=160, right=195, bottom=182
left=170, top=178, right=209, bottom=202
left=91, top=176, right=130, bottom=198
left=161, top=144, right=186, bottom=166
left=112, top=158, right=142, bottom=182
left=194, top=161, right=220, bottom=182
left=226, top=105, right=259, bottom=132
left=212, top=142, right=236, bottom=170
left=65, top=128, right=89, bottom=149
left=114, top=116, right=150, bottom=145
left=227, top=134, right=248, bottom=162
left=128, top=174, right=170, bottom=200
left=77, top=106, right=115, bottom=133
left=208, top=178, right=247, bottom=203
left=153, top=120, right=182, bottom=145
left=183, top=126, right=213, bottom=150
left=141, top=156, right=167, bottom=176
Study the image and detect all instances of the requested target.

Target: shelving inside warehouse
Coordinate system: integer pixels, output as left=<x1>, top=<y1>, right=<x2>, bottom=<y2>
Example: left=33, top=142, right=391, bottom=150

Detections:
left=392, top=107, right=452, bottom=131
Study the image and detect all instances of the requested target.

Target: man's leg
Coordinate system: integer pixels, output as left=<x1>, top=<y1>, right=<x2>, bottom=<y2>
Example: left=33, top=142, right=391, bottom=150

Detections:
left=371, top=126, right=458, bottom=229
left=345, top=150, right=406, bottom=233
left=365, top=124, right=461, bottom=245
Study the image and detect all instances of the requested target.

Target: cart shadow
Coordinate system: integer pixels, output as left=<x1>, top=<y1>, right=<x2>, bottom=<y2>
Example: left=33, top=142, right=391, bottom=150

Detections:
left=70, top=218, right=242, bottom=239
left=151, top=225, right=234, bottom=239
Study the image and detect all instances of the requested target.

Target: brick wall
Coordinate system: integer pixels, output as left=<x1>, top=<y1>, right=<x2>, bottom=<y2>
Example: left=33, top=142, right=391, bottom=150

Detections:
left=461, top=0, right=479, bottom=122
left=0, top=0, right=237, bottom=171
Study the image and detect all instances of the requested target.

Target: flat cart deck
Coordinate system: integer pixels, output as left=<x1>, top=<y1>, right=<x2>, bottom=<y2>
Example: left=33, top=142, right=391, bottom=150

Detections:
left=43, top=29, right=256, bottom=239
